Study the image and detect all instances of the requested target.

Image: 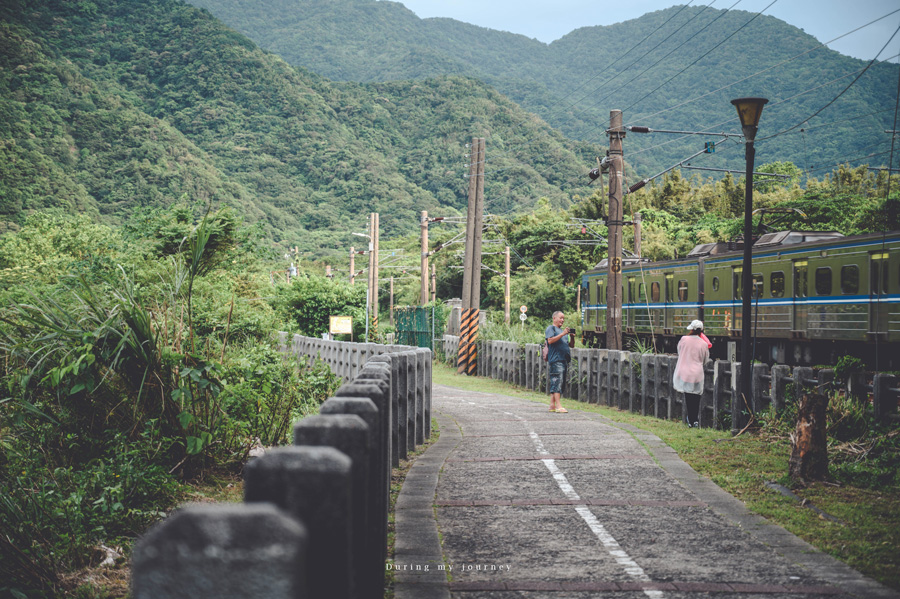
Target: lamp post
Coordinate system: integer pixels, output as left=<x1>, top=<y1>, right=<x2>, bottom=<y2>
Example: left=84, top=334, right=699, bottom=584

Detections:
left=731, top=97, right=768, bottom=433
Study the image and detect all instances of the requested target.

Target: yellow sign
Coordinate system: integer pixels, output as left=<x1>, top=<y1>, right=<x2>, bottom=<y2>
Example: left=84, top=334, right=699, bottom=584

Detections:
left=330, top=316, right=353, bottom=335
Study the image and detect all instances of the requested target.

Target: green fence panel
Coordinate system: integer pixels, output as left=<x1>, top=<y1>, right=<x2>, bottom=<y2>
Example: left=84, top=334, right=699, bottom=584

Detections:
left=395, top=307, right=433, bottom=349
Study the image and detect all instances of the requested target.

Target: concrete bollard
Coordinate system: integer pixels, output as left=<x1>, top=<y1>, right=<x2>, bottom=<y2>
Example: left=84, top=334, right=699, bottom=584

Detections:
left=244, top=446, right=353, bottom=599
left=293, top=413, right=375, bottom=599
left=368, top=355, right=400, bottom=468
left=770, top=364, right=792, bottom=413
left=132, top=503, right=307, bottom=599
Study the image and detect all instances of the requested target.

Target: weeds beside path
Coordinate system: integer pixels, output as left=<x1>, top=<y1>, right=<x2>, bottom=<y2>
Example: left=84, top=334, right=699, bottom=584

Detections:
left=432, top=361, right=900, bottom=592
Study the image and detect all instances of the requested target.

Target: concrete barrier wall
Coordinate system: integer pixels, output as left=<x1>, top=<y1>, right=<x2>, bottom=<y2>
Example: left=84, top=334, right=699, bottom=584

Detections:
left=438, top=335, right=897, bottom=430
left=132, top=338, right=433, bottom=598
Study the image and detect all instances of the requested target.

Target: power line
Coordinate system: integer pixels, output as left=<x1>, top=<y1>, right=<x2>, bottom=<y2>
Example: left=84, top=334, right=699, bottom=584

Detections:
left=620, top=0, right=778, bottom=115
left=624, top=8, right=900, bottom=128
left=758, top=22, right=900, bottom=142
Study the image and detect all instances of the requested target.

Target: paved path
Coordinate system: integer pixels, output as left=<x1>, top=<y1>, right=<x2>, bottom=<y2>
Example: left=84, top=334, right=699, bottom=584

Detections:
left=392, top=385, right=899, bottom=599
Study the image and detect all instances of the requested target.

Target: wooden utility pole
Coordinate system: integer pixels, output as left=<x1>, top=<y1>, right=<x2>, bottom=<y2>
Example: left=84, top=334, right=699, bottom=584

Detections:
left=504, top=246, right=511, bottom=325
left=390, top=276, right=395, bottom=326
left=607, top=111, right=625, bottom=351
left=420, top=210, right=429, bottom=304
left=325, top=265, right=332, bottom=279
left=458, top=137, right=484, bottom=375
left=350, top=247, right=355, bottom=285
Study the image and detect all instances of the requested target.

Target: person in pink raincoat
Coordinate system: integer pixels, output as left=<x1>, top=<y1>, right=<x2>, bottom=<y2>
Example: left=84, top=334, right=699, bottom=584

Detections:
left=674, top=320, right=709, bottom=428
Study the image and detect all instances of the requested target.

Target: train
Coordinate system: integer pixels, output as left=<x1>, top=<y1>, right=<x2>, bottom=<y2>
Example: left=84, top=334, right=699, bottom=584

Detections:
left=580, top=229, right=900, bottom=368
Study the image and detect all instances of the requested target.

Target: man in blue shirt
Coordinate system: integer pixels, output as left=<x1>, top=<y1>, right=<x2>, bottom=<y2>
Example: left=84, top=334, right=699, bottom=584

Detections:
left=545, top=311, right=575, bottom=413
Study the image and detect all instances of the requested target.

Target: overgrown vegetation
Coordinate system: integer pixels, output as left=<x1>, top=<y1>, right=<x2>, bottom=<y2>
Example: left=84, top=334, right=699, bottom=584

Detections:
left=0, top=207, right=343, bottom=598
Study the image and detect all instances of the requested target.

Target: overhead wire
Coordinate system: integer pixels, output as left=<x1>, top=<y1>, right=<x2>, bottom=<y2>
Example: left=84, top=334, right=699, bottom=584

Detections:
left=620, top=0, right=778, bottom=116
left=624, top=8, right=900, bottom=128
left=757, top=21, right=900, bottom=142
left=479, top=1, right=709, bottom=164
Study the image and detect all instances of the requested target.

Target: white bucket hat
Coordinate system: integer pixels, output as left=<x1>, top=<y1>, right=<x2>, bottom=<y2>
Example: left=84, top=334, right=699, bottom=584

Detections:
left=686, top=320, right=704, bottom=330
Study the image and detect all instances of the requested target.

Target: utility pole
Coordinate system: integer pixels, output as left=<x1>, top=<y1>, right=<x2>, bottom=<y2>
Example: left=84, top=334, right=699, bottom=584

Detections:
left=420, top=210, right=429, bottom=304
left=367, top=212, right=380, bottom=342
left=504, top=246, right=511, bottom=325
left=390, top=276, right=395, bottom=326
left=607, top=110, right=625, bottom=351
left=350, top=247, right=355, bottom=285
left=458, top=137, right=484, bottom=375
left=325, top=265, right=332, bottom=279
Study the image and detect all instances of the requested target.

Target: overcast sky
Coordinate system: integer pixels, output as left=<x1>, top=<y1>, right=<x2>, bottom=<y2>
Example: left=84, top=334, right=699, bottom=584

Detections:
left=385, top=0, right=900, bottom=62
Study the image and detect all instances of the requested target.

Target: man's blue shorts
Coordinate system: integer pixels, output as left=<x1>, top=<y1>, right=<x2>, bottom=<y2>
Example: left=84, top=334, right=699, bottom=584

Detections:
left=548, top=360, right=567, bottom=394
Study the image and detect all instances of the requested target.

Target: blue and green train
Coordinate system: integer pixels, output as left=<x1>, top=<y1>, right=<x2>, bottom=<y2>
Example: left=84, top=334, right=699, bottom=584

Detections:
left=581, top=230, right=900, bottom=367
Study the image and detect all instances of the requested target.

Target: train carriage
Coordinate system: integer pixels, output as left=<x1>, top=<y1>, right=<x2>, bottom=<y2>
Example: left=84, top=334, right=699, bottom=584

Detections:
left=581, top=230, right=900, bottom=367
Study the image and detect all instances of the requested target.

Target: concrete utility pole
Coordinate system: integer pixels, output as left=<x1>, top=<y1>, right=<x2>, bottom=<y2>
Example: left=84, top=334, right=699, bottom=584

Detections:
left=390, top=276, right=395, bottom=326
left=325, top=265, right=332, bottom=279
left=607, top=110, right=625, bottom=351
left=504, top=246, right=511, bottom=325
left=349, top=247, right=355, bottom=285
left=420, top=210, right=429, bottom=304
left=458, top=137, right=484, bottom=375
left=367, top=212, right=380, bottom=341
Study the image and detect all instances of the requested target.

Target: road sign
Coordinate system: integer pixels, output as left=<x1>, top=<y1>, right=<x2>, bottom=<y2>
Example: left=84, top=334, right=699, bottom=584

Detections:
left=519, top=313, right=527, bottom=322
left=520, top=305, right=527, bottom=313
left=330, top=316, right=353, bottom=335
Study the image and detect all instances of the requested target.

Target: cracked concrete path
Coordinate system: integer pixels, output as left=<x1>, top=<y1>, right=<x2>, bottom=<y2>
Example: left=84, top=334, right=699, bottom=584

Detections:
left=392, top=384, right=899, bottom=599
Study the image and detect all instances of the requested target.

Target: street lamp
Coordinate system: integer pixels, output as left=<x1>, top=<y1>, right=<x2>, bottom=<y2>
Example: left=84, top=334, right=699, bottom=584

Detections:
left=731, top=97, right=767, bottom=433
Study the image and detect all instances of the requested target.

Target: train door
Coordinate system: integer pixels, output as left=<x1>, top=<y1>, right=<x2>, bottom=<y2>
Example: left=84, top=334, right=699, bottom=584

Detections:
left=869, top=252, right=889, bottom=337
left=792, top=260, right=808, bottom=334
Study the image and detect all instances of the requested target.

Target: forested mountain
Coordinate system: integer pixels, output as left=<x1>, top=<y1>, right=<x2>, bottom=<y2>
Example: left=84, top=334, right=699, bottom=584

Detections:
left=0, top=0, right=592, bottom=255
left=185, top=0, right=900, bottom=179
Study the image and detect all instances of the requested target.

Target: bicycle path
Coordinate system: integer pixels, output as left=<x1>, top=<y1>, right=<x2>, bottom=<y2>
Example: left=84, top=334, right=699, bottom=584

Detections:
left=391, top=384, right=899, bottom=599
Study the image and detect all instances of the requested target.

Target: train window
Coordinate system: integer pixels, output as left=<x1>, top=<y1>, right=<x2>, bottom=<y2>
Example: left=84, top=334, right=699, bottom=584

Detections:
left=596, top=280, right=603, bottom=304
left=841, top=265, right=859, bottom=294
left=651, top=282, right=660, bottom=302
left=794, top=261, right=808, bottom=298
left=712, top=276, right=719, bottom=292
left=665, top=274, right=674, bottom=302
left=771, top=271, right=785, bottom=298
left=733, top=267, right=742, bottom=300
left=751, top=274, right=764, bottom=299
left=815, top=267, right=832, bottom=295
left=628, top=277, right=635, bottom=303
left=638, top=283, right=646, bottom=302
left=677, top=280, right=688, bottom=301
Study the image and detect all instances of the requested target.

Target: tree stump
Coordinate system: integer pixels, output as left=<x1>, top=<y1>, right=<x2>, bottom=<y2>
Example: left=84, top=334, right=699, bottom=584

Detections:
left=789, top=392, right=829, bottom=485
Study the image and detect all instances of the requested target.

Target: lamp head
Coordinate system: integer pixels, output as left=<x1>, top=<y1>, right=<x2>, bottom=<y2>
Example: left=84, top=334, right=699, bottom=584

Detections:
left=730, top=97, right=768, bottom=141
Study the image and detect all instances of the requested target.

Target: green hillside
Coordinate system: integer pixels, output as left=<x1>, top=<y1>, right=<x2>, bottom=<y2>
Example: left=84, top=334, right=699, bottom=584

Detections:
left=185, top=0, right=899, bottom=179
left=0, top=0, right=592, bottom=256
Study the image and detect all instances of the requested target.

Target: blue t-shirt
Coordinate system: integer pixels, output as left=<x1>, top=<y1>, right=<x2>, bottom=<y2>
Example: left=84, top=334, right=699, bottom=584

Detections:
left=545, top=325, right=571, bottom=363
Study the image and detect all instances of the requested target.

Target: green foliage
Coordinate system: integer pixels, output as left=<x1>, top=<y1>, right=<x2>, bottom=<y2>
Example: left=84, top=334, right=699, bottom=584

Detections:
left=273, top=274, right=367, bottom=339
left=184, top=0, right=898, bottom=184
left=0, top=212, right=340, bottom=597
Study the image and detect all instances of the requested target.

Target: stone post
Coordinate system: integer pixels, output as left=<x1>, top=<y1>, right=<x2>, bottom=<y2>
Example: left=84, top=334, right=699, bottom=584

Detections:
left=244, top=447, right=353, bottom=599
left=132, top=504, right=307, bottom=599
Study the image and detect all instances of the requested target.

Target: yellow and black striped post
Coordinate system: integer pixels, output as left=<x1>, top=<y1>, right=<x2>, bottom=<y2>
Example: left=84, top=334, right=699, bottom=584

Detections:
left=457, top=308, right=472, bottom=374
left=466, top=309, right=479, bottom=376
